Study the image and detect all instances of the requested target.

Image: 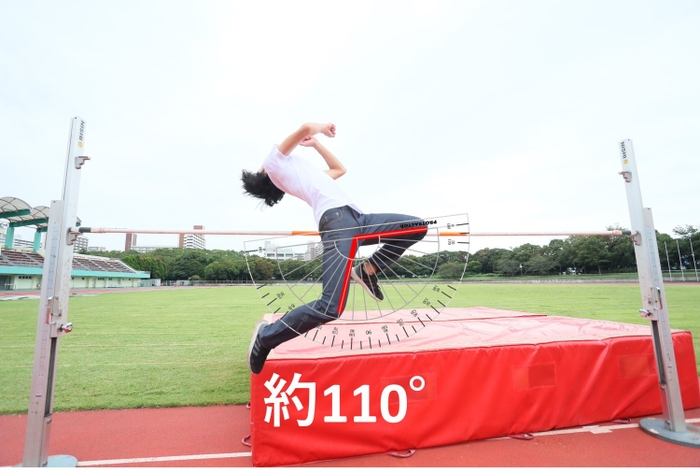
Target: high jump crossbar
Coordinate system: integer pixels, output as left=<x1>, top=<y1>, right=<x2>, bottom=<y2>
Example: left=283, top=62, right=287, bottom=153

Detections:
left=75, top=227, right=632, bottom=238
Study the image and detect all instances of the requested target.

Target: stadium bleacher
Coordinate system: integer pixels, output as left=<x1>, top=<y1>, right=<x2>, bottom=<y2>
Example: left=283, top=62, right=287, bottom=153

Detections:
left=0, top=250, right=137, bottom=273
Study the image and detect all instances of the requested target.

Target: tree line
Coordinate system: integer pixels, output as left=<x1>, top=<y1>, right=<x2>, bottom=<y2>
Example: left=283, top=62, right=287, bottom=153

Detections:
left=83, top=224, right=699, bottom=281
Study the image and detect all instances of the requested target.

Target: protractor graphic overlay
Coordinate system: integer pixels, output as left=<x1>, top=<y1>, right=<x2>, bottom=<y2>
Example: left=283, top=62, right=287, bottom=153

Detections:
left=243, top=213, right=470, bottom=350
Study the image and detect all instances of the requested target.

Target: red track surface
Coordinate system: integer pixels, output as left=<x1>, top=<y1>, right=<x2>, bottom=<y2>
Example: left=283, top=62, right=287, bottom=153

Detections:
left=2, top=403, right=699, bottom=467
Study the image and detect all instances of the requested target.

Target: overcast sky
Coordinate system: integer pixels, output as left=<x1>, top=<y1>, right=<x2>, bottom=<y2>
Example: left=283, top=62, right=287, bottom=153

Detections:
left=1, top=0, right=698, bottom=254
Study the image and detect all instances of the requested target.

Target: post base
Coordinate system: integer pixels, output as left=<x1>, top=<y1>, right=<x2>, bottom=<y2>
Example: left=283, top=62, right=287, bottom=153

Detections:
left=46, top=455, right=78, bottom=467
left=17, top=455, right=78, bottom=468
left=639, top=417, right=700, bottom=448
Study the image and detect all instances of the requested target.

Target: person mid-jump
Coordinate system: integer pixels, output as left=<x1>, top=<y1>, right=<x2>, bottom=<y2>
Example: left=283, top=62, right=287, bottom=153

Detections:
left=241, top=122, right=427, bottom=374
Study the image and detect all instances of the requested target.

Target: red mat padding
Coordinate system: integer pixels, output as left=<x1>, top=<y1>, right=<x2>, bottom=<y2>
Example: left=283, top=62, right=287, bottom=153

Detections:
left=249, top=308, right=699, bottom=467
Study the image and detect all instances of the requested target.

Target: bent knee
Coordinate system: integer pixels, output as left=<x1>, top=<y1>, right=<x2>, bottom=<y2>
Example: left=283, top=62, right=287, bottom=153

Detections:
left=311, top=302, right=342, bottom=321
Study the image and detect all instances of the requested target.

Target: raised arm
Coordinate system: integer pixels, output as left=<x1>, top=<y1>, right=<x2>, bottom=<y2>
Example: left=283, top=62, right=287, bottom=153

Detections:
left=277, top=122, right=336, bottom=156
left=299, top=136, right=346, bottom=180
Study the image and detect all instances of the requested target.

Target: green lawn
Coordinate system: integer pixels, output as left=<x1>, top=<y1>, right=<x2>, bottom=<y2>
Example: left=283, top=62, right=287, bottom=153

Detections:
left=1, top=284, right=698, bottom=415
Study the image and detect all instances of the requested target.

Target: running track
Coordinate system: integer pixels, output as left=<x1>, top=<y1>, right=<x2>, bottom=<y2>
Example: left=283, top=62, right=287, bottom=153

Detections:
left=1, top=404, right=699, bottom=467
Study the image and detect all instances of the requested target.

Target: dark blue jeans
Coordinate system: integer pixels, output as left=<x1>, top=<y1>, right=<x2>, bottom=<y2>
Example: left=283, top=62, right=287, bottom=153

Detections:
left=258, top=206, right=427, bottom=349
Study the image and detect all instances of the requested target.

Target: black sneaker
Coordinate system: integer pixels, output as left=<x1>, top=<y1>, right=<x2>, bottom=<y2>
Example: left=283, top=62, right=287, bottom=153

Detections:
left=247, top=321, right=271, bottom=375
left=351, top=264, right=384, bottom=301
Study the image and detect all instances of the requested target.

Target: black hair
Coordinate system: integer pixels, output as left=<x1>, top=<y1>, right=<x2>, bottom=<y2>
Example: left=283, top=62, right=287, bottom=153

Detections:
left=241, top=170, right=285, bottom=207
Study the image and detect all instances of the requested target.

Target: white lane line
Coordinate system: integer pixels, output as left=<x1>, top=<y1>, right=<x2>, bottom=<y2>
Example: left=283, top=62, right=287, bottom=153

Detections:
left=490, top=418, right=700, bottom=440
left=77, top=451, right=252, bottom=466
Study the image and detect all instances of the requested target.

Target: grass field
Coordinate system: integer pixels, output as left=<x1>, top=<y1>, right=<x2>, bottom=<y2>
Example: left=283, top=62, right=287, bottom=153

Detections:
left=1, top=283, right=699, bottom=415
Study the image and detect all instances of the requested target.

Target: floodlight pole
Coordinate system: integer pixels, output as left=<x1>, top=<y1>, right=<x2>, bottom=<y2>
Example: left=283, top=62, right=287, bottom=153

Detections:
left=664, top=241, right=673, bottom=282
left=21, top=117, right=89, bottom=467
left=676, top=240, right=686, bottom=281
left=618, top=139, right=700, bottom=447
left=690, top=237, right=699, bottom=282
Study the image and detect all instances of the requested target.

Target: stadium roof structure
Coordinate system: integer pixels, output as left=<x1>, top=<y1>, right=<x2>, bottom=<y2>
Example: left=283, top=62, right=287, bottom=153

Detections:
left=1, top=196, right=79, bottom=252
left=7, top=204, right=50, bottom=228
left=0, top=197, right=81, bottom=232
left=0, top=196, right=32, bottom=220
left=0, top=197, right=148, bottom=284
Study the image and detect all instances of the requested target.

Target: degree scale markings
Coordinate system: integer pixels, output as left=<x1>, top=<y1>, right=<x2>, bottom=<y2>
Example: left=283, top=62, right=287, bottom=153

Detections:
left=304, top=279, right=458, bottom=350
left=282, top=284, right=459, bottom=350
left=243, top=213, right=471, bottom=351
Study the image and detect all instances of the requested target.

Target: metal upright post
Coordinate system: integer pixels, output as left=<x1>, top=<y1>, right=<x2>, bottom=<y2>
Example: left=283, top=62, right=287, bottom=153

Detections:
left=618, top=139, right=700, bottom=447
left=676, top=240, right=686, bottom=281
left=689, top=237, right=699, bottom=282
left=664, top=241, right=672, bottom=282
left=22, top=117, right=90, bottom=467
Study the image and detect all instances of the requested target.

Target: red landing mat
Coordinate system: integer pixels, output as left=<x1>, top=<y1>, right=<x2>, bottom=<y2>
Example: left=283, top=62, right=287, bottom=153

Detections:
left=249, top=308, right=700, bottom=467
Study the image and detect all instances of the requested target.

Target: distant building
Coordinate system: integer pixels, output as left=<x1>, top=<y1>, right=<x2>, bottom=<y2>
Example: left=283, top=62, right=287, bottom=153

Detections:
left=130, top=246, right=176, bottom=254
left=74, top=236, right=89, bottom=253
left=304, top=241, right=324, bottom=261
left=10, top=235, right=33, bottom=249
left=123, top=226, right=206, bottom=253
left=125, top=233, right=137, bottom=251
left=260, top=240, right=310, bottom=261
left=180, top=225, right=206, bottom=250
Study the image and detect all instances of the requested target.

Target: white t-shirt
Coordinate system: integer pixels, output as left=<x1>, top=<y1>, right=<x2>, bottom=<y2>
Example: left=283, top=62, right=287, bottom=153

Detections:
left=262, top=145, right=362, bottom=226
